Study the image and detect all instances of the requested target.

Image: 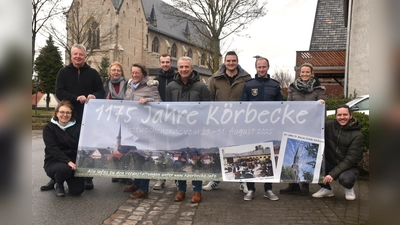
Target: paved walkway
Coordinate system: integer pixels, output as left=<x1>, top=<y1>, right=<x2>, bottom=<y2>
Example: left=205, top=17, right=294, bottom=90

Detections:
left=102, top=179, right=369, bottom=225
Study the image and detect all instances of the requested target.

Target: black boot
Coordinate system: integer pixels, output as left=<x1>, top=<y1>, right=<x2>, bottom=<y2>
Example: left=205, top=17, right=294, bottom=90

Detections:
left=55, top=184, right=66, bottom=197
left=84, top=177, right=94, bottom=190
left=40, top=179, right=55, bottom=191
left=279, top=183, right=300, bottom=194
left=111, top=178, right=119, bottom=183
left=300, top=183, right=309, bottom=195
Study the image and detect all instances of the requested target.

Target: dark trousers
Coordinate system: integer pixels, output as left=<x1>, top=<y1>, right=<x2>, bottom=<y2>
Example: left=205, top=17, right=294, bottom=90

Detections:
left=246, top=182, right=272, bottom=192
left=45, top=162, right=84, bottom=195
left=319, top=161, right=359, bottom=190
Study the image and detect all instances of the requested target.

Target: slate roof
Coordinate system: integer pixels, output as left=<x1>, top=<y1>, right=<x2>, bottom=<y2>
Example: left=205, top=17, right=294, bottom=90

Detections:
left=309, top=0, right=347, bottom=50
left=142, top=0, right=206, bottom=47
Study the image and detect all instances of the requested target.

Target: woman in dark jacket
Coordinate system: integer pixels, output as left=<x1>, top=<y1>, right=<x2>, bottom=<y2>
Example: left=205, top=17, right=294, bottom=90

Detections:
left=280, top=63, right=325, bottom=195
left=103, top=61, right=127, bottom=100
left=104, top=61, right=134, bottom=185
left=43, top=100, right=84, bottom=197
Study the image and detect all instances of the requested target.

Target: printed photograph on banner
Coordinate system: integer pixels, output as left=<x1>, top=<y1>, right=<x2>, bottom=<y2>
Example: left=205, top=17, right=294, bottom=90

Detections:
left=219, top=142, right=280, bottom=183
left=275, top=132, right=324, bottom=183
left=75, top=123, right=223, bottom=181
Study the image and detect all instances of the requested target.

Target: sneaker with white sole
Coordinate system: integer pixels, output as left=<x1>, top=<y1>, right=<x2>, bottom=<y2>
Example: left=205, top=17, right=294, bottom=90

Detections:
left=345, top=187, right=356, bottom=200
left=312, top=187, right=335, bottom=198
left=239, top=182, right=248, bottom=193
left=202, top=181, right=220, bottom=191
left=153, top=180, right=165, bottom=190
left=263, top=190, right=279, bottom=201
left=244, top=190, right=255, bottom=201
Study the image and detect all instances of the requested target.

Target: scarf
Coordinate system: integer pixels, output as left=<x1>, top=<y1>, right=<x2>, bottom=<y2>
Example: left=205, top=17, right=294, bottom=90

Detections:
left=292, top=77, right=320, bottom=93
left=108, top=77, right=126, bottom=99
left=51, top=118, right=76, bottom=131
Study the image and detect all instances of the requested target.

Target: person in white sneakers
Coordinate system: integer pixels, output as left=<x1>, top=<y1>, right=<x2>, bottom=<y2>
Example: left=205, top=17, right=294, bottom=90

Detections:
left=204, top=51, right=252, bottom=191
left=312, top=105, right=363, bottom=201
left=240, top=57, right=282, bottom=201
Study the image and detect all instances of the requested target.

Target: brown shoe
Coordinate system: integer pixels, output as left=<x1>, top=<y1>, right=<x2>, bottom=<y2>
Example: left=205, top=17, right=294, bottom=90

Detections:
left=174, top=191, right=186, bottom=202
left=123, top=184, right=138, bottom=192
left=130, top=190, right=148, bottom=198
left=191, top=192, right=201, bottom=203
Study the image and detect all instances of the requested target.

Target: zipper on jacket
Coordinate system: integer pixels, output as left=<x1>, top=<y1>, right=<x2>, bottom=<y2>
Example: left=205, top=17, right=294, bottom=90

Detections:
left=335, top=128, right=342, bottom=164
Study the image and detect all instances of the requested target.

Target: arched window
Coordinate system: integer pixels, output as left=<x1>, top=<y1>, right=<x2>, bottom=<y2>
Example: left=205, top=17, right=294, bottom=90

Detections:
left=151, top=37, right=159, bottom=53
left=187, top=48, right=192, bottom=58
left=201, top=53, right=206, bottom=65
left=171, top=43, right=177, bottom=58
left=88, top=20, right=100, bottom=49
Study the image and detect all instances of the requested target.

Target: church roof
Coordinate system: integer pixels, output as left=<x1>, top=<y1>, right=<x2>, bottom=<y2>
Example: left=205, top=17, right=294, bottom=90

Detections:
left=142, top=0, right=209, bottom=47
left=309, top=0, right=347, bottom=50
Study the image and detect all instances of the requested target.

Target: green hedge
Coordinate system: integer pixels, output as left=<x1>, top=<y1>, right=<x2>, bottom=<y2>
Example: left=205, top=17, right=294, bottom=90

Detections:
left=325, top=95, right=351, bottom=110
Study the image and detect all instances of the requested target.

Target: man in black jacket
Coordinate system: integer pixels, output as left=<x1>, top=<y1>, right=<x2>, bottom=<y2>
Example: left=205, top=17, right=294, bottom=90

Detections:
left=40, top=44, right=104, bottom=191
left=152, top=54, right=176, bottom=190
left=312, top=105, right=363, bottom=200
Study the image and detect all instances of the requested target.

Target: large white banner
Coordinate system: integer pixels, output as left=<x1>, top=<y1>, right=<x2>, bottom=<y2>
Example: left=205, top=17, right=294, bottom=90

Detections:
left=76, top=100, right=325, bottom=183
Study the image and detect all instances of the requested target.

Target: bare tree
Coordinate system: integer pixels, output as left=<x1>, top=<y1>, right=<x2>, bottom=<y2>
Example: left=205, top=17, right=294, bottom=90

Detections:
left=272, top=66, right=294, bottom=89
left=161, top=0, right=267, bottom=73
left=45, top=1, right=112, bottom=63
left=32, top=0, right=64, bottom=73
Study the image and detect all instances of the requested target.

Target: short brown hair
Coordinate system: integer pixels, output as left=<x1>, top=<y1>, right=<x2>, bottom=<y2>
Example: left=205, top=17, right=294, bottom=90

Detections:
left=132, top=63, right=149, bottom=77
left=53, top=100, right=76, bottom=121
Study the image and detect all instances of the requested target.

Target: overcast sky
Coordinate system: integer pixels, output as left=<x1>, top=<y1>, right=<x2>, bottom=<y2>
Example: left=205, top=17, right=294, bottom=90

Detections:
left=37, top=0, right=318, bottom=77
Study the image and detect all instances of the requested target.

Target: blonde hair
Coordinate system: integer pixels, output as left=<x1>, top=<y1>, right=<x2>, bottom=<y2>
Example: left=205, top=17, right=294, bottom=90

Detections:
left=300, top=63, right=314, bottom=73
left=108, top=61, right=124, bottom=77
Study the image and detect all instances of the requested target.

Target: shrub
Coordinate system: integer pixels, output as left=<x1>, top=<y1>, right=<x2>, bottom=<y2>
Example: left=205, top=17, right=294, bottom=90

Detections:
left=326, top=112, right=369, bottom=176
left=325, top=95, right=351, bottom=110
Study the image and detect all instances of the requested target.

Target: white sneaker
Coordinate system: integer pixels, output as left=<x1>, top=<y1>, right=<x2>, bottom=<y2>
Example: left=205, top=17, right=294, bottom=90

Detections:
left=263, top=190, right=279, bottom=201
left=239, top=182, right=248, bottom=193
left=202, top=181, right=220, bottom=191
left=312, top=188, right=335, bottom=198
left=345, top=188, right=356, bottom=200
left=153, top=180, right=165, bottom=190
left=244, top=190, right=255, bottom=201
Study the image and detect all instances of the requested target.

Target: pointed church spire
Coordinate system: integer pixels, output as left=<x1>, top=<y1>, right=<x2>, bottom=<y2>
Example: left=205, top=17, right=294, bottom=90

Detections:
left=150, top=4, right=157, bottom=26
left=184, top=21, right=191, bottom=40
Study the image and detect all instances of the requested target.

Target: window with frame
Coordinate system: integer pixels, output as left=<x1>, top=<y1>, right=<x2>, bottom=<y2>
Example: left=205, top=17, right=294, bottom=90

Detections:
left=88, top=21, right=100, bottom=49
left=171, top=43, right=177, bottom=58
left=187, top=48, right=192, bottom=58
left=201, top=53, right=206, bottom=65
left=152, top=37, right=159, bottom=53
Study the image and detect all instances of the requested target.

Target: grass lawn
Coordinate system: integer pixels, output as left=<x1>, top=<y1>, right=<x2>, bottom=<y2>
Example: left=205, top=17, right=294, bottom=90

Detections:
left=32, top=108, right=53, bottom=130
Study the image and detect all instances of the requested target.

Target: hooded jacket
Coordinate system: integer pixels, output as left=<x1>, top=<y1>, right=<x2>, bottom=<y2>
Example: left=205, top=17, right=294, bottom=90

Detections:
left=124, top=77, right=161, bottom=102
left=208, top=64, right=252, bottom=101
left=165, top=70, right=210, bottom=102
left=325, top=118, right=363, bottom=179
left=56, top=63, right=105, bottom=120
left=154, top=67, right=176, bottom=101
left=241, top=74, right=283, bottom=101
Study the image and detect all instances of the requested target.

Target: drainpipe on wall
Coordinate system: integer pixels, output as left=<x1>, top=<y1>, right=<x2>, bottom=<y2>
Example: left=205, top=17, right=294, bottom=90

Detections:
left=344, top=0, right=353, bottom=98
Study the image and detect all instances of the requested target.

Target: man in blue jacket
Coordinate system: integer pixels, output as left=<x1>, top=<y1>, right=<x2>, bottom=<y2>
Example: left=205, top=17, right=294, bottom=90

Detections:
left=241, top=57, right=283, bottom=201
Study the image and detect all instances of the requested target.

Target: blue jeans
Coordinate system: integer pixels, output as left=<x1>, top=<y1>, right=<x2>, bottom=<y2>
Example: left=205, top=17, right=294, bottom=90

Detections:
left=133, top=179, right=150, bottom=192
left=177, top=180, right=202, bottom=192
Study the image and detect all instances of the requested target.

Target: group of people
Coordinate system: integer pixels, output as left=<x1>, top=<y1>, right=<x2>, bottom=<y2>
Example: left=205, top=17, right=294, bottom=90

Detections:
left=40, top=45, right=363, bottom=204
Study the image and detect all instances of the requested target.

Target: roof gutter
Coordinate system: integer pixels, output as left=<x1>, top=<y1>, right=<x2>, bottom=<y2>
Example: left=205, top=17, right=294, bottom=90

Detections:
left=344, top=0, right=353, bottom=98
